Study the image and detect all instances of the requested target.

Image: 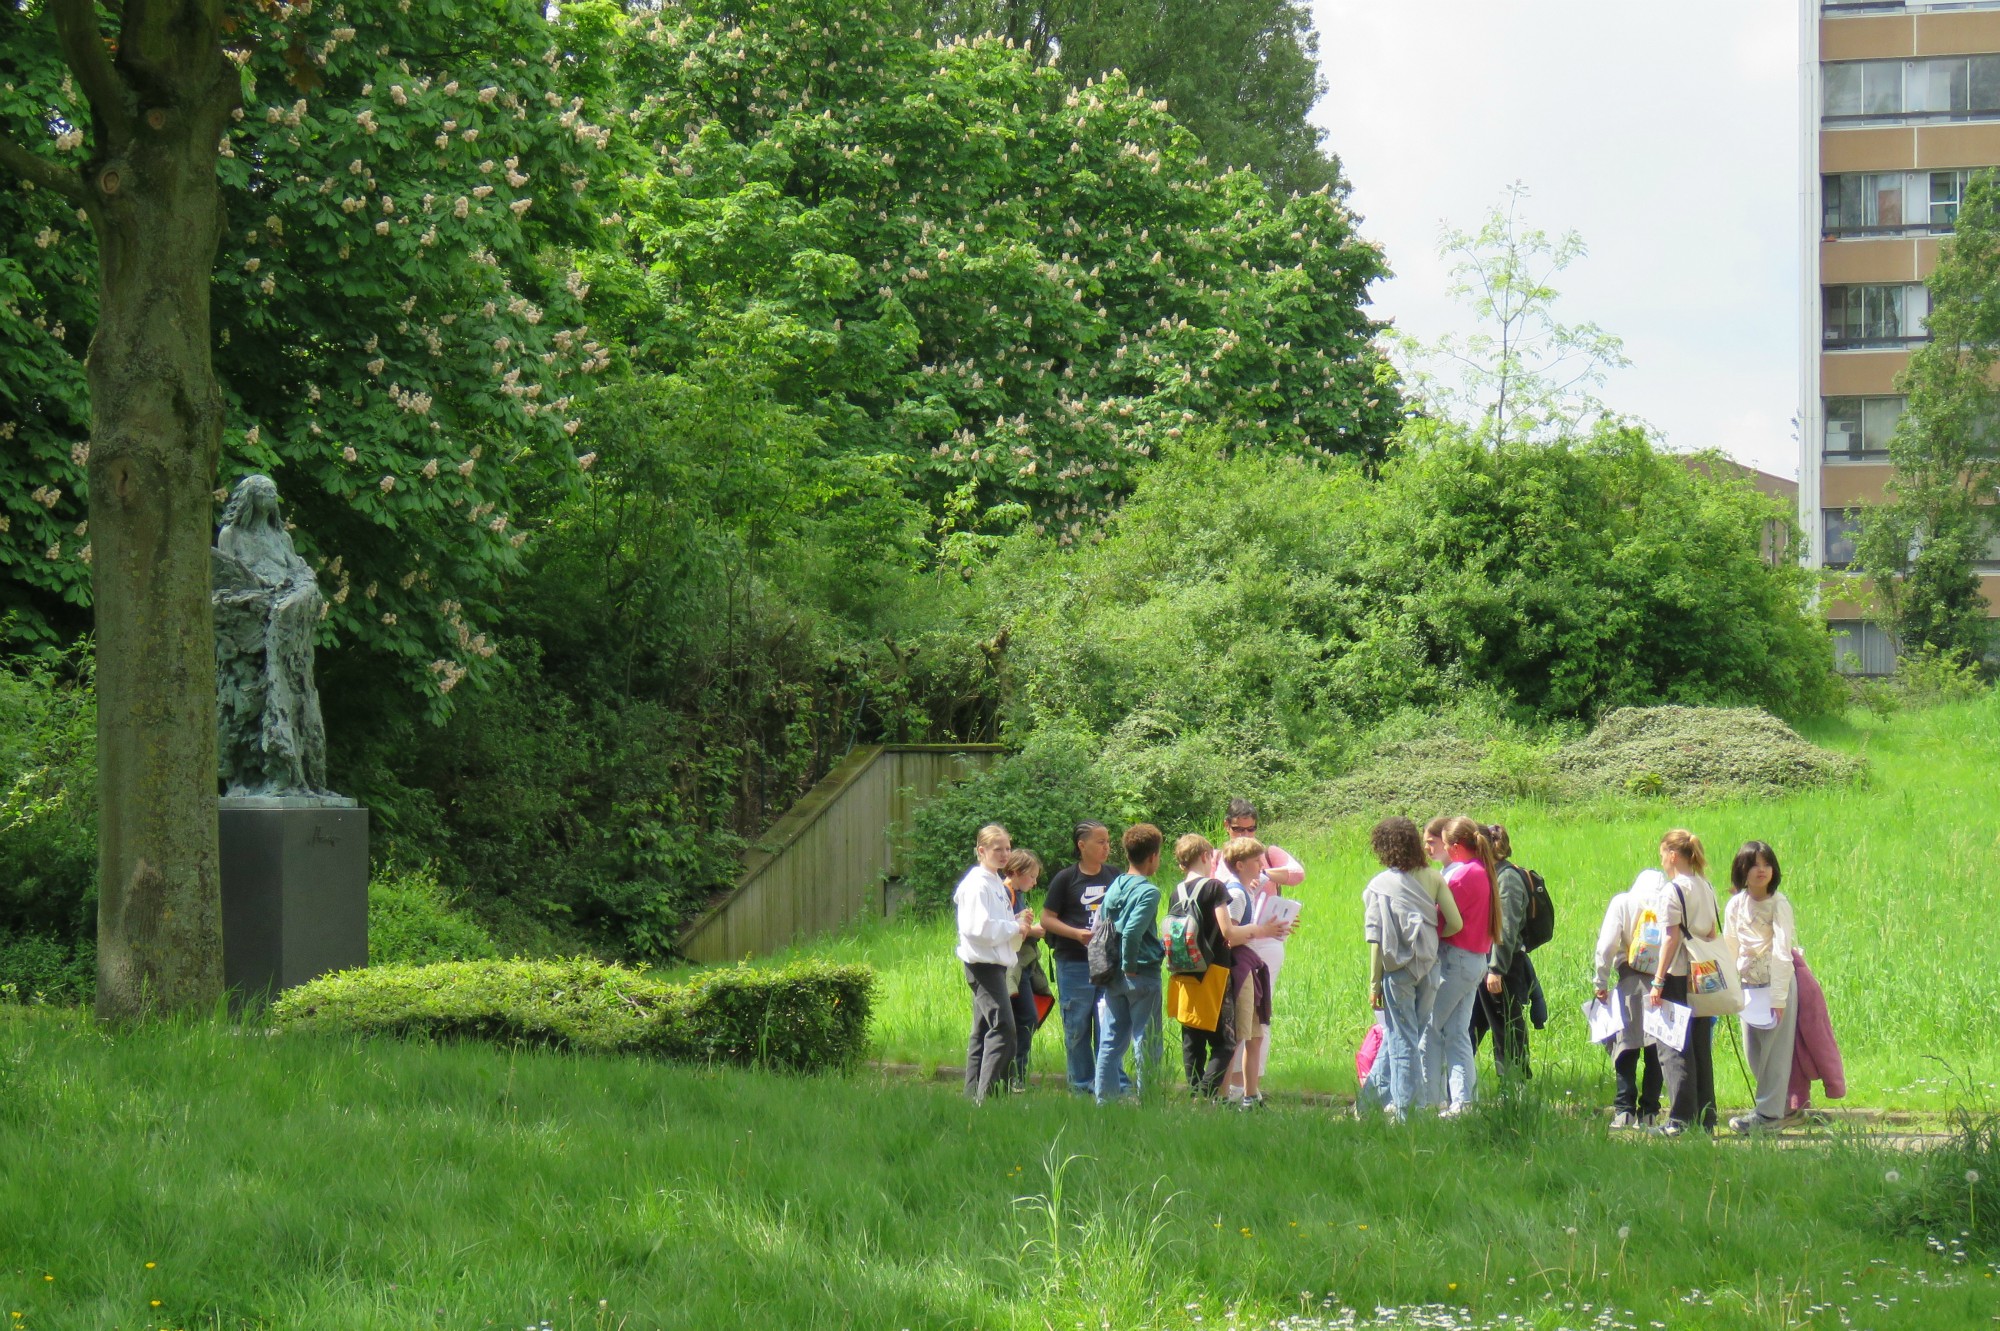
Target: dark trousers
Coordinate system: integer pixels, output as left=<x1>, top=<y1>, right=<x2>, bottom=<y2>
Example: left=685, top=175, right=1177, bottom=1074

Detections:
left=1471, top=982, right=1531, bottom=1080
left=1655, top=974, right=1717, bottom=1130
left=964, top=962, right=1017, bottom=1102
left=1180, top=971, right=1239, bottom=1096
left=1008, top=984, right=1038, bottom=1087
left=1613, top=1046, right=1663, bottom=1117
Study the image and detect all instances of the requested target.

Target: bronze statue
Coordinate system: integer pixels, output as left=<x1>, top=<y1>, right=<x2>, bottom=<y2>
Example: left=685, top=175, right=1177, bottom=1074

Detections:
left=212, top=475, right=335, bottom=799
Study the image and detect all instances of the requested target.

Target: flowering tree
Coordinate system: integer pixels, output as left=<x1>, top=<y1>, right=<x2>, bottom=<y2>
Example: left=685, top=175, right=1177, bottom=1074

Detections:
left=0, top=0, right=611, bottom=1017
left=602, top=4, right=1401, bottom=542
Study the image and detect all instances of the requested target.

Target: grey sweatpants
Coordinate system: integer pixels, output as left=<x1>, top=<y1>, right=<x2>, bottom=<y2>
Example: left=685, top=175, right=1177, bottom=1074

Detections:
left=964, top=962, right=1018, bottom=1102
left=1743, top=987, right=1799, bottom=1120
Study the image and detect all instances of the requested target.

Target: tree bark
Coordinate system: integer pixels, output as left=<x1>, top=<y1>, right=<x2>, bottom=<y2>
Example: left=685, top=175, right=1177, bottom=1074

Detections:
left=19, top=0, right=241, bottom=1020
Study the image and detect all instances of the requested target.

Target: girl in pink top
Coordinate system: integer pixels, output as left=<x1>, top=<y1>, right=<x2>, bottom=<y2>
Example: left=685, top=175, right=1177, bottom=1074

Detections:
left=1424, top=816, right=1499, bottom=1115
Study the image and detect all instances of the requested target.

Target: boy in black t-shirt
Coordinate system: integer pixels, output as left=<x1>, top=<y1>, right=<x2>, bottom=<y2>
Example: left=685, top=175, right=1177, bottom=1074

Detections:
left=1040, top=820, right=1119, bottom=1096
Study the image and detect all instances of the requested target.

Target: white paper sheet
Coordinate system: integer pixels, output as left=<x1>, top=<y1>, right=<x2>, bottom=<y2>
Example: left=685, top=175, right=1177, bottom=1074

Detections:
left=1581, top=996, right=1623, bottom=1045
left=1642, top=999, right=1692, bottom=1052
left=1264, top=897, right=1303, bottom=925
left=1740, top=986, right=1777, bottom=1030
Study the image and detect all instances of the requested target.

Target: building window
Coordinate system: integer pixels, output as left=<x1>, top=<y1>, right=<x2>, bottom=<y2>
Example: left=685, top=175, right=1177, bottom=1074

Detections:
left=1822, top=171, right=1973, bottom=235
left=1823, top=283, right=1929, bottom=348
left=1824, top=56, right=2000, bottom=120
left=1828, top=620, right=1898, bottom=676
left=1823, top=509, right=1863, bottom=569
left=1823, top=396, right=1904, bottom=457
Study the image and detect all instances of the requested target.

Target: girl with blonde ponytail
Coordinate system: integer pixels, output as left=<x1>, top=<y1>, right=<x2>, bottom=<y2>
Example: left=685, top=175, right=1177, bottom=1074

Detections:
left=1640, top=827, right=1722, bottom=1135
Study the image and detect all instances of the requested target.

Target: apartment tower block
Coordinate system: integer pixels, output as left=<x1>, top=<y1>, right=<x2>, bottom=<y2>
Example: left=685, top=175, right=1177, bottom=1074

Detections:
left=1803, top=0, right=2000, bottom=672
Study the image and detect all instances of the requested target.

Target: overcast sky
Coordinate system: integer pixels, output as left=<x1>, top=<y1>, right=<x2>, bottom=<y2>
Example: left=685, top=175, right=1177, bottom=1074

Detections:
left=1310, top=1, right=1801, bottom=477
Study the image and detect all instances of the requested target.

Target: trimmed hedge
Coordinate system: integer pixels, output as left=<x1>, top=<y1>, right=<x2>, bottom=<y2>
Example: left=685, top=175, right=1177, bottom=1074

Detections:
left=269, top=958, right=874, bottom=1073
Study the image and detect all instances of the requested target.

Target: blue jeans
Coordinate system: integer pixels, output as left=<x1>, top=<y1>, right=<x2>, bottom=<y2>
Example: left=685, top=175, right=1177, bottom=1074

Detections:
left=1426, top=945, right=1486, bottom=1110
left=1094, top=971, right=1162, bottom=1104
left=1380, top=964, right=1438, bottom=1114
left=1358, top=1037, right=1391, bottom=1112
left=1053, top=957, right=1103, bottom=1095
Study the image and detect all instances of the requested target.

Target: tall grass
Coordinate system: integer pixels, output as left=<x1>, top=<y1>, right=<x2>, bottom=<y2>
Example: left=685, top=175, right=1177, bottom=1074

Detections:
left=1, top=1010, right=1993, bottom=1330
left=775, top=695, right=2000, bottom=1109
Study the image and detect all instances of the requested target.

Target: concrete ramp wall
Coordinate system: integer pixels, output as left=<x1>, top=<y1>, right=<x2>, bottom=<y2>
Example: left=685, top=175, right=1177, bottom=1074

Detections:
left=677, top=744, right=1007, bottom=963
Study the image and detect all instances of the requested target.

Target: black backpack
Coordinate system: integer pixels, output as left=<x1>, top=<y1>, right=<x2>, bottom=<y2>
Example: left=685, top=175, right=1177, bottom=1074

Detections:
left=1087, top=874, right=1132, bottom=986
left=1517, top=866, right=1555, bottom=953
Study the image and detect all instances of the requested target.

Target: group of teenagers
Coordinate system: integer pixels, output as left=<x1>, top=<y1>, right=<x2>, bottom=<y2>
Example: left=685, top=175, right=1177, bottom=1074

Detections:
left=955, top=799, right=1845, bottom=1132
left=1365, top=819, right=1843, bottom=1132
left=951, top=799, right=1540, bottom=1111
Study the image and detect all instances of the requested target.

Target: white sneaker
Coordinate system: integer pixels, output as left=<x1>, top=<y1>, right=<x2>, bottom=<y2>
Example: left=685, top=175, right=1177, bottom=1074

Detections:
left=1438, top=1102, right=1468, bottom=1120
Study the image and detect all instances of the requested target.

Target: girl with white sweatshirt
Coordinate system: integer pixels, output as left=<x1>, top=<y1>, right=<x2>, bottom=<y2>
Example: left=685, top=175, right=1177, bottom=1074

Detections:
left=1724, top=840, right=1798, bottom=1132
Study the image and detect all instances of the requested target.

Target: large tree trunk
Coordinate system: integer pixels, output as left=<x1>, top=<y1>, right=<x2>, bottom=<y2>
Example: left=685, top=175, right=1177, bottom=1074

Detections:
left=0, top=0, right=245, bottom=1020
left=88, top=127, right=230, bottom=1020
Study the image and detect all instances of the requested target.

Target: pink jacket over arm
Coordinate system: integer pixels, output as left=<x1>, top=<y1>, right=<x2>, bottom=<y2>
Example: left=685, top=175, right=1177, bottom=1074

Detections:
left=1788, top=948, right=1846, bottom=1111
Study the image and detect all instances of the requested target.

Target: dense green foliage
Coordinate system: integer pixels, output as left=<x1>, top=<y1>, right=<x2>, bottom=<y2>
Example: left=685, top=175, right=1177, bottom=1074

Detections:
left=2, top=0, right=1848, bottom=967
left=2, top=0, right=613, bottom=699
left=602, top=6, right=1399, bottom=524
left=2, top=1009, right=1994, bottom=1329
left=271, top=956, right=876, bottom=1072
left=0, top=643, right=92, bottom=999
left=1858, top=171, right=2000, bottom=666
left=367, top=865, right=501, bottom=966
left=935, top=0, right=1341, bottom=195
left=892, top=426, right=1840, bottom=901
left=905, top=726, right=1117, bottom=909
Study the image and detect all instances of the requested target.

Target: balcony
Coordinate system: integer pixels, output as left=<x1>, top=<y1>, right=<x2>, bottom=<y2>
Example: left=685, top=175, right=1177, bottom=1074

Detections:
left=1825, top=1, right=2000, bottom=13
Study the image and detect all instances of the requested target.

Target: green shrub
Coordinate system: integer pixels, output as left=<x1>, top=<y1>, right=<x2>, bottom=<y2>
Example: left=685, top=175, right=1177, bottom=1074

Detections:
left=269, top=958, right=875, bottom=1073
left=0, top=646, right=96, bottom=964
left=904, top=728, right=1119, bottom=911
left=667, top=963, right=876, bottom=1072
left=1894, top=649, right=1991, bottom=707
left=0, top=933, right=93, bottom=1004
left=368, top=864, right=500, bottom=966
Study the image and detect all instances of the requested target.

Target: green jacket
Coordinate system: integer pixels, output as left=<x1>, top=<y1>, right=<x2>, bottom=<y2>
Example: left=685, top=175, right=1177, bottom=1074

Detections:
left=1104, top=872, right=1164, bottom=972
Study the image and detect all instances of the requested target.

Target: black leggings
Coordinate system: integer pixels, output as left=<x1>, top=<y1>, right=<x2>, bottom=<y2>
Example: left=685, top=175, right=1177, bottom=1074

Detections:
left=1471, top=984, right=1531, bottom=1079
left=1655, top=974, right=1717, bottom=1130
left=1614, top=1045, right=1663, bottom=1117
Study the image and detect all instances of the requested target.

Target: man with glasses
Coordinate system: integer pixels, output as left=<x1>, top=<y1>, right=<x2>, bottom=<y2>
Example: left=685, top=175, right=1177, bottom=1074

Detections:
left=1214, top=799, right=1304, bottom=1087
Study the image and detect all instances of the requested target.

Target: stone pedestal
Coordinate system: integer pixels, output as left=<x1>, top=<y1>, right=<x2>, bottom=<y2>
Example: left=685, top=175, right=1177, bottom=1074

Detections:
left=219, top=797, right=369, bottom=1003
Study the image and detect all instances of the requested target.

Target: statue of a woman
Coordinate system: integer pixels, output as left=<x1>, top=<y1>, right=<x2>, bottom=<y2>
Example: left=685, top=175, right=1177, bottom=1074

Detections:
left=212, top=475, right=334, bottom=798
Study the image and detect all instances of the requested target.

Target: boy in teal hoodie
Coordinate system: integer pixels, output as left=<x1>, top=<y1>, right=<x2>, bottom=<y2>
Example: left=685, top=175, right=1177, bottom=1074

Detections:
left=1094, top=823, right=1165, bottom=1103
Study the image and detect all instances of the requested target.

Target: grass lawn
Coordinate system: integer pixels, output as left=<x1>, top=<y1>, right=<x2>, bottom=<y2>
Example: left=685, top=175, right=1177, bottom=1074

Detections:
left=2, top=1009, right=1995, bottom=1331
left=770, top=695, right=2000, bottom=1112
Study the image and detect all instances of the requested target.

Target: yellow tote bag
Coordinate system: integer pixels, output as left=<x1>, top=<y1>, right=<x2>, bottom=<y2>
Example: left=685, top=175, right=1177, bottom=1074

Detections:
left=1168, top=964, right=1230, bottom=1032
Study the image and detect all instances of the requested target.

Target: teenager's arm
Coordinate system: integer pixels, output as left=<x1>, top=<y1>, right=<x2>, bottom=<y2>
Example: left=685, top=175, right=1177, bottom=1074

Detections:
left=1264, top=845, right=1305, bottom=888
left=1770, top=896, right=1796, bottom=1010
left=1489, top=867, right=1527, bottom=977
left=1214, top=903, right=1279, bottom=946
left=960, top=882, right=1022, bottom=948
left=1593, top=902, right=1624, bottom=996
left=1041, top=907, right=1089, bottom=943
left=1650, top=931, right=1683, bottom=1004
